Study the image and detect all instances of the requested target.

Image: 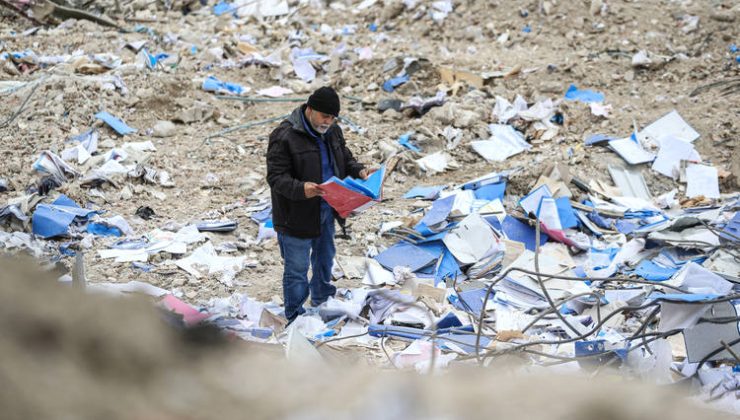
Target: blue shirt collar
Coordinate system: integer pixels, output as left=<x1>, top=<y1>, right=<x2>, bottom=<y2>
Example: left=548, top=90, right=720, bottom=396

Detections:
left=300, top=107, right=322, bottom=140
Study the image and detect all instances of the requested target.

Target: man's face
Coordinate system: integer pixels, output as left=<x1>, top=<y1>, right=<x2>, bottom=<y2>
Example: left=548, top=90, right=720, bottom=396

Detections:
left=307, top=107, right=336, bottom=134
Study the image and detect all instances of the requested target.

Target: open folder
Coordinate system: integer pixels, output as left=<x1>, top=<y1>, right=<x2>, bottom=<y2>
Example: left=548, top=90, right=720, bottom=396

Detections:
left=319, top=165, right=386, bottom=218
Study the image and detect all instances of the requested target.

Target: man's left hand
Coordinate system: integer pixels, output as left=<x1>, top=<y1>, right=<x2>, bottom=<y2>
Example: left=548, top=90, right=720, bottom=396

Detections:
left=359, top=168, right=377, bottom=180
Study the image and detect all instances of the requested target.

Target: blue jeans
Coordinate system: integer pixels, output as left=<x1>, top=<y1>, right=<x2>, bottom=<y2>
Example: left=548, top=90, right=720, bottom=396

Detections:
left=277, top=206, right=337, bottom=321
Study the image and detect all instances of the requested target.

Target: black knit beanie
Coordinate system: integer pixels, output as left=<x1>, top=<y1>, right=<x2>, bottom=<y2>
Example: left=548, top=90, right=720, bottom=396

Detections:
left=307, top=86, right=340, bottom=117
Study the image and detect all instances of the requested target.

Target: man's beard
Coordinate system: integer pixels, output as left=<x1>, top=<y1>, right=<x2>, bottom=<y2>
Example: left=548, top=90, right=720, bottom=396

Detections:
left=315, top=124, right=331, bottom=134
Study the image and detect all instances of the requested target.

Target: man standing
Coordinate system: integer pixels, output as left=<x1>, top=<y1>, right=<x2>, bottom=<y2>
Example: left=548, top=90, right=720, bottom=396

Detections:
left=266, top=87, right=370, bottom=323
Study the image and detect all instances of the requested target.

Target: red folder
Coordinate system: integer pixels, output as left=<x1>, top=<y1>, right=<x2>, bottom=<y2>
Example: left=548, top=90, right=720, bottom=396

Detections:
left=318, top=181, right=375, bottom=218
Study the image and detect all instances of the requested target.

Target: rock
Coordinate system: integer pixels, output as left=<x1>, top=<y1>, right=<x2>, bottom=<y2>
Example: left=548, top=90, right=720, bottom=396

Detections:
left=590, top=0, right=603, bottom=16
left=175, top=102, right=213, bottom=124
left=731, top=151, right=740, bottom=189
left=632, top=50, right=653, bottom=68
left=709, top=11, right=735, bottom=22
left=120, top=185, right=133, bottom=200
left=8, top=161, right=21, bottom=174
left=542, top=0, right=554, bottom=15
left=152, top=120, right=176, bottom=138
left=539, top=81, right=562, bottom=94
left=384, top=109, right=404, bottom=121
left=452, top=108, right=480, bottom=129
left=428, top=105, right=453, bottom=125
left=381, top=1, right=405, bottom=21
left=377, top=99, right=403, bottom=112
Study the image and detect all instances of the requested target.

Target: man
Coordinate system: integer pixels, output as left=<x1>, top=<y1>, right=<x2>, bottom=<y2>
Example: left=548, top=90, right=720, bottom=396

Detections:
left=266, top=86, right=370, bottom=322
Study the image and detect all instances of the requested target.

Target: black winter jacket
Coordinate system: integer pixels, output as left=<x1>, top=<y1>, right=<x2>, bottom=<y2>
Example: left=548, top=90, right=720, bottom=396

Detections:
left=266, top=105, right=365, bottom=238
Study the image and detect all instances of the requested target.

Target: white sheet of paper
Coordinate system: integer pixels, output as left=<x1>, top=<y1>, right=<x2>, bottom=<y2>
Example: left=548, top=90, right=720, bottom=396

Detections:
left=235, top=0, right=289, bottom=17
left=291, top=58, right=315, bottom=82
left=519, top=184, right=552, bottom=215
left=442, top=213, right=498, bottom=264
left=126, top=40, right=148, bottom=51
left=685, top=164, right=719, bottom=199
left=123, top=140, right=156, bottom=152
left=174, top=242, right=246, bottom=284
left=61, top=144, right=92, bottom=164
left=355, top=46, right=373, bottom=60
left=651, top=136, right=701, bottom=179
left=96, top=159, right=129, bottom=176
left=639, top=110, right=700, bottom=144
left=608, top=138, right=655, bottom=165
left=610, top=196, right=661, bottom=212
left=471, top=124, right=531, bottom=162
left=104, top=215, right=134, bottom=236
left=285, top=324, right=324, bottom=365
left=98, top=248, right=148, bottom=262
left=257, top=86, right=293, bottom=98
left=450, top=189, right=475, bottom=217
left=587, top=238, right=645, bottom=279
left=470, top=140, right=517, bottom=162
left=479, top=199, right=506, bottom=222
left=589, top=102, right=611, bottom=117
left=494, top=303, right=536, bottom=331
left=362, top=258, right=396, bottom=286
left=536, top=197, right=562, bottom=230
left=604, top=289, right=645, bottom=303
left=649, top=227, right=720, bottom=250
left=659, top=302, right=711, bottom=332
left=667, top=262, right=733, bottom=295
left=87, top=280, right=170, bottom=297
left=416, top=151, right=451, bottom=174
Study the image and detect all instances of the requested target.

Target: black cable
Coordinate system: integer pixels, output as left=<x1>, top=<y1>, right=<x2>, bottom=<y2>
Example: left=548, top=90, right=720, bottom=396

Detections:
left=533, top=217, right=582, bottom=336
left=472, top=260, right=698, bottom=364
left=698, top=218, right=740, bottom=242
left=314, top=331, right=369, bottom=348
left=521, top=292, right=602, bottom=334
left=379, top=337, right=397, bottom=368
left=476, top=294, right=740, bottom=363
left=695, top=336, right=740, bottom=374
left=628, top=306, right=661, bottom=355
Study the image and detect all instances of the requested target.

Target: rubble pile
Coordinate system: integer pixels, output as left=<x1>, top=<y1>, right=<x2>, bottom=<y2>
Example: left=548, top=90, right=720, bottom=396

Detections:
left=0, top=0, right=739, bottom=415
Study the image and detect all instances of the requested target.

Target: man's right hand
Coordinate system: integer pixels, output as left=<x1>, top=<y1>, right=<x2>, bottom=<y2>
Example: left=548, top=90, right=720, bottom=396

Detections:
left=303, top=182, right=324, bottom=198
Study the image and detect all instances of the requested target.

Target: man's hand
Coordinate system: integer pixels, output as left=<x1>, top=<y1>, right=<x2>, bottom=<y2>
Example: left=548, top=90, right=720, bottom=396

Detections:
left=304, top=182, right=324, bottom=198
left=359, top=168, right=377, bottom=180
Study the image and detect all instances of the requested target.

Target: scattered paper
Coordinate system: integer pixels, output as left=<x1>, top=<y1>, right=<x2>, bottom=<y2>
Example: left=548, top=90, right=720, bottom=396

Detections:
left=685, top=164, right=719, bottom=199
left=638, top=110, right=700, bottom=144
left=608, top=137, right=655, bottom=165
left=257, top=86, right=293, bottom=98
left=651, top=136, right=701, bottom=179
left=416, top=151, right=455, bottom=174
left=471, top=124, right=531, bottom=162
left=442, top=213, right=500, bottom=265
